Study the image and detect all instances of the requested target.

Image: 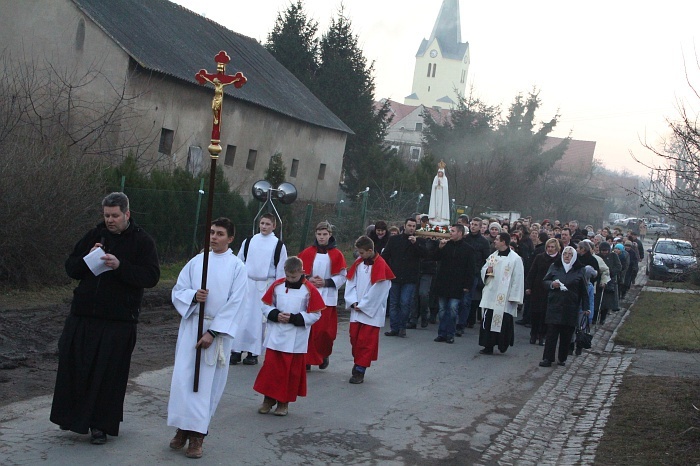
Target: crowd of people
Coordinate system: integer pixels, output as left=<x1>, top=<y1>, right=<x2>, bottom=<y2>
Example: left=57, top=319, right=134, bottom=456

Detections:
left=49, top=191, right=646, bottom=459
left=371, top=213, right=645, bottom=367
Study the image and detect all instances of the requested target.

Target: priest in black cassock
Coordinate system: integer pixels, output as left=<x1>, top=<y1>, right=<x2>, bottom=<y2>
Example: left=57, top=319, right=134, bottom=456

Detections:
left=50, top=193, right=160, bottom=445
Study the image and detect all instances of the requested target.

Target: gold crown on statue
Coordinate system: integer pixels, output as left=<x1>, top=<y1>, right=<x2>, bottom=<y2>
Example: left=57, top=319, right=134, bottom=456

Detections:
left=438, top=160, right=446, bottom=170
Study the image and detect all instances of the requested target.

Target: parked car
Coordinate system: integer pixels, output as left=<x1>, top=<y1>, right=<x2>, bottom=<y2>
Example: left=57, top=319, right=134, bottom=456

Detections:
left=646, top=223, right=672, bottom=235
left=647, top=238, right=697, bottom=280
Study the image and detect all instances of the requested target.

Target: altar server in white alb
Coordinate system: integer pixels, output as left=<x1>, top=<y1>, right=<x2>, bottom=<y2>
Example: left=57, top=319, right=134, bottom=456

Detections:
left=231, top=213, right=287, bottom=365
left=478, top=232, right=524, bottom=355
left=253, top=257, right=325, bottom=416
left=167, top=217, right=247, bottom=459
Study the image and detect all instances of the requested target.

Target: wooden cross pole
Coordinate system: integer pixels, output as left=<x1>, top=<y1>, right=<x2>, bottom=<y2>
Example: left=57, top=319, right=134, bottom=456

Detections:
left=192, top=51, right=246, bottom=392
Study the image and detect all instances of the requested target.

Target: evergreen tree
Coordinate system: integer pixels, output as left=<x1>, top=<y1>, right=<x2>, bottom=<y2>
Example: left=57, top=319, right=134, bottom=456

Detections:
left=264, top=152, right=287, bottom=187
left=315, top=7, right=391, bottom=194
left=265, top=1, right=318, bottom=89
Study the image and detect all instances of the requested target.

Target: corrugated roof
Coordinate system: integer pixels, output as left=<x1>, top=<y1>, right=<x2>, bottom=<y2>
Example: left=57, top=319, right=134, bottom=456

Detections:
left=71, top=0, right=352, bottom=135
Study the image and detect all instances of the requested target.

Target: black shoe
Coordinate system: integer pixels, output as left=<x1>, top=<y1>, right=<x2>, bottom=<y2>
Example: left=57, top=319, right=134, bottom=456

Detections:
left=319, top=357, right=329, bottom=370
left=306, top=364, right=311, bottom=371
left=434, top=336, right=447, bottom=342
left=575, top=346, right=582, bottom=356
left=455, top=329, right=464, bottom=337
left=420, top=318, right=429, bottom=328
left=557, top=361, right=566, bottom=366
left=479, top=347, right=494, bottom=355
left=445, top=337, right=454, bottom=344
left=524, top=323, right=532, bottom=328
left=530, top=337, right=537, bottom=344
left=59, top=425, right=70, bottom=431
left=466, top=323, right=474, bottom=329
left=428, top=317, right=437, bottom=324
left=384, top=330, right=399, bottom=336
left=538, top=339, right=545, bottom=346
left=243, top=354, right=258, bottom=365
left=90, top=428, right=107, bottom=445
left=230, top=351, right=242, bottom=365
left=539, top=359, right=552, bottom=367
left=349, top=372, right=364, bottom=384
left=398, top=329, right=407, bottom=338
left=406, top=323, right=417, bottom=329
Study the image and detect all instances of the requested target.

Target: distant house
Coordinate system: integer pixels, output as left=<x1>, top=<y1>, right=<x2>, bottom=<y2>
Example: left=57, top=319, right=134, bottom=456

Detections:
left=0, top=0, right=352, bottom=203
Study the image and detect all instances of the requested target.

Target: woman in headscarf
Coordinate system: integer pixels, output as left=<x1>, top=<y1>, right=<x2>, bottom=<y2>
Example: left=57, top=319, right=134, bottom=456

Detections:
left=525, top=238, right=561, bottom=346
left=614, top=243, right=629, bottom=300
left=539, top=246, right=590, bottom=367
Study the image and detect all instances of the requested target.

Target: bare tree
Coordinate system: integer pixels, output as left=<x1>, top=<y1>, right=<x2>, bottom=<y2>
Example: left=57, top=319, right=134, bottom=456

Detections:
left=0, top=52, right=156, bottom=285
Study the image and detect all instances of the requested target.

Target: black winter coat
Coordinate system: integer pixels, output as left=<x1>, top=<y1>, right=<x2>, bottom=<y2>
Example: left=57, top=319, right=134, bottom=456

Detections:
left=463, top=232, right=491, bottom=271
left=434, top=239, right=475, bottom=299
left=525, top=252, right=560, bottom=315
left=543, top=259, right=589, bottom=328
left=66, top=220, right=160, bottom=323
left=381, top=234, right=426, bottom=284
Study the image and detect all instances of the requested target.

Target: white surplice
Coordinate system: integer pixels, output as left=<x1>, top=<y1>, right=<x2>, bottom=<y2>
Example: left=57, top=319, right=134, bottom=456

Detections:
left=311, top=254, right=347, bottom=306
left=263, top=285, right=321, bottom=353
left=344, top=263, right=391, bottom=328
left=232, top=233, right=287, bottom=355
left=479, top=250, right=524, bottom=332
left=167, top=249, right=247, bottom=434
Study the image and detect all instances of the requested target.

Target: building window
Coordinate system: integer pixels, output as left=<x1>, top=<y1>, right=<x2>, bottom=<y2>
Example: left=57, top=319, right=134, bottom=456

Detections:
left=410, top=146, right=421, bottom=161
left=461, top=69, right=466, bottom=84
left=186, top=146, right=203, bottom=175
left=75, top=18, right=85, bottom=51
left=432, top=63, right=436, bottom=78
left=415, top=122, right=423, bottom=131
left=224, top=145, right=236, bottom=166
left=246, top=149, right=257, bottom=170
left=318, top=163, right=326, bottom=180
left=158, top=128, right=174, bottom=155
left=290, top=158, right=299, bottom=178
left=390, top=145, right=400, bottom=153
left=426, top=63, right=432, bottom=77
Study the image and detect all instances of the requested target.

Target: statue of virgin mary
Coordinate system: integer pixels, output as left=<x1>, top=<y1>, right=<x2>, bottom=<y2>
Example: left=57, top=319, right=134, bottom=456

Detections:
left=428, top=160, right=450, bottom=226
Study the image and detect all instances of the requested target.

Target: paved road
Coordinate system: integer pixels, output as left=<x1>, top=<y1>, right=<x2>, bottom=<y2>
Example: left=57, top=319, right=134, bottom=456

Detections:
left=1, top=242, right=683, bottom=465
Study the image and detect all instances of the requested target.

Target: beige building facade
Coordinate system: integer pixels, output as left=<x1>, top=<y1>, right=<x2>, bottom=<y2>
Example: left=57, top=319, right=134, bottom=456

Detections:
left=0, top=0, right=351, bottom=203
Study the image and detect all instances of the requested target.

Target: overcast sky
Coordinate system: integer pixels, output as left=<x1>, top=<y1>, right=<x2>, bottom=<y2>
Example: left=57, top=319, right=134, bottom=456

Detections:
left=173, top=0, right=700, bottom=178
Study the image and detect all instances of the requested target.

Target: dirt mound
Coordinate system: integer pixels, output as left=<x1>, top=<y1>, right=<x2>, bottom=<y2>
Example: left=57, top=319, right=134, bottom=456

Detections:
left=0, top=287, right=179, bottom=407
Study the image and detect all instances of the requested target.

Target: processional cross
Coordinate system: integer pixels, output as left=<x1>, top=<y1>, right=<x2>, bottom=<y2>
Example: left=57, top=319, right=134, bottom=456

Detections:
left=192, top=51, right=247, bottom=392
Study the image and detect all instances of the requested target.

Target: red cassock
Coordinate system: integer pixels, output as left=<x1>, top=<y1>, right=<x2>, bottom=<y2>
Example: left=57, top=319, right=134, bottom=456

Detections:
left=298, top=247, right=347, bottom=365
left=253, top=278, right=325, bottom=402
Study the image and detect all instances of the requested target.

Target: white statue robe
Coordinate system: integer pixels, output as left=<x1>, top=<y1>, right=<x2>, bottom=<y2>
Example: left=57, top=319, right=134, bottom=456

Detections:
left=167, top=249, right=247, bottom=434
left=233, top=232, right=287, bottom=355
left=428, top=174, right=450, bottom=225
left=479, top=250, right=525, bottom=332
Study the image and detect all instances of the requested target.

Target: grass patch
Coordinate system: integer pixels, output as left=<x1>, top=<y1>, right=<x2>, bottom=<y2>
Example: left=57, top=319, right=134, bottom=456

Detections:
left=646, top=279, right=700, bottom=290
left=616, top=291, right=700, bottom=352
left=595, top=375, right=700, bottom=465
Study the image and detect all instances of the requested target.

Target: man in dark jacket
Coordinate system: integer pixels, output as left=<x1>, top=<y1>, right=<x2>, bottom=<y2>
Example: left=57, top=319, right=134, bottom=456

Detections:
left=458, top=217, right=491, bottom=332
left=433, top=224, right=475, bottom=343
left=50, top=192, right=160, bottom=444
left=382, top=218, right=426, bottom=337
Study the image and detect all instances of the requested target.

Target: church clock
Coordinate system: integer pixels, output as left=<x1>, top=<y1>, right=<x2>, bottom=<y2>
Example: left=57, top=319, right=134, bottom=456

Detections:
left=429, top=49, right=438, bottom=58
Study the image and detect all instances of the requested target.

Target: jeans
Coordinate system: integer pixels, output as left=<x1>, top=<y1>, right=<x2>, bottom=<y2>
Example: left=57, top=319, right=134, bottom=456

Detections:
left=388, top=282, right=417, bottom=331
left=457, top=277, right=479, bottom=329
left=437, top=297, right=461, bottom=338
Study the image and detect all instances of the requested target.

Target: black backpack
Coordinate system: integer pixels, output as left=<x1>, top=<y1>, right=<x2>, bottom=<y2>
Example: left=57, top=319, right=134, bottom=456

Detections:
left=242, top=236, right=284, bottom=267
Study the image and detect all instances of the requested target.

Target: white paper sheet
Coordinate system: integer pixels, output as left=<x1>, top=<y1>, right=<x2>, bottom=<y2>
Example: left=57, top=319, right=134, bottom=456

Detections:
left=83, top=247, right=111, bottom=276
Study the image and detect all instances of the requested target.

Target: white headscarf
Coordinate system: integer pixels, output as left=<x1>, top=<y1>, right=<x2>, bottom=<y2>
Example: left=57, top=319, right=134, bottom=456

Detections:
left=562, top=245, right=577, bottom=273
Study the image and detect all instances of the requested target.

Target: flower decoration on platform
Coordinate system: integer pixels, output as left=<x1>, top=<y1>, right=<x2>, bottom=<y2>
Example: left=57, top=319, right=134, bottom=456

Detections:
left=417, top=224, right=449, bottom=234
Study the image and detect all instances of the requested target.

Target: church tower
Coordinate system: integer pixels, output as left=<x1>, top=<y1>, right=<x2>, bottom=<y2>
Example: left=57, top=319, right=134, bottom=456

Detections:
left=405, top=0, right=469, bottom=109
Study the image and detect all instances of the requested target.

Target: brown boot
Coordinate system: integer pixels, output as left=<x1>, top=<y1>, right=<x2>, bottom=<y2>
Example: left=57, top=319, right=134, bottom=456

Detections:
left=169, top=428, right=188, bottom=449
left=185, top=432, right=204, bottom=459
left=258, top=396, right=276, bottom=414
left=273, top=402, right=289, bottom=416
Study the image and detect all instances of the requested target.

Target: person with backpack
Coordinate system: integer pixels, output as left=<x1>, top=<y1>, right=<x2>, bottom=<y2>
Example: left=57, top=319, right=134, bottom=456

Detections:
left=230, top=213, right=287, bottom=366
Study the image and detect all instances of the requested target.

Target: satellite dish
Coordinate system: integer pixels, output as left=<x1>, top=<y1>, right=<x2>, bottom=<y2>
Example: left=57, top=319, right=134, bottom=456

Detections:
left=276, top=182, right=298, bottom=205
left=252, top=180, right=271, bottom=201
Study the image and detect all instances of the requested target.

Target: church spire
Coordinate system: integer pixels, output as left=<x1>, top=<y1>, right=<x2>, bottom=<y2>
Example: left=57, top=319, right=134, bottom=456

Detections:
left=429, top=0, right=461, bottom=52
